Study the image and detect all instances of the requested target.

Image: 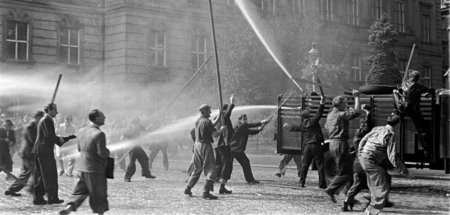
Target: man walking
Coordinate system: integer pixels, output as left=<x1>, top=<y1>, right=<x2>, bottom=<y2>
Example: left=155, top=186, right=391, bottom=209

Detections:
left=5, top=111, right=44, bottom=196
left=358, top=114, right=414, bottom=215
left=324, top=91, right=361, bottom=204
left=0, top=119, right=15, bottom=180
left=184, top=104, right=224, bottom=200
left=59, top=109, right=111, bottom=215
left=229, top=114, right=268, bottom=184
left=32, top=103, right=75, bottom=205
left=56, top=115, right=77, bottom=177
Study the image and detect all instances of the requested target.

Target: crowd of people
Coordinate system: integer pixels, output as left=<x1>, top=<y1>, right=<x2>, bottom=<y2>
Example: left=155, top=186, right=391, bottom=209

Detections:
left=0, top=69, right=438, bottom=215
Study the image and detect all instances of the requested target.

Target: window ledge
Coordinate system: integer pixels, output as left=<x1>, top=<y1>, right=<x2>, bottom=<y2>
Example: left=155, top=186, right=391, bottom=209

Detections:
left=2, top=59, right=35, bottom=64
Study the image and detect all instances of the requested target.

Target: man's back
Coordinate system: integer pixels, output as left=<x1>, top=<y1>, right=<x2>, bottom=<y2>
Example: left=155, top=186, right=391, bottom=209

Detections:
left=77, top=123, right=109, bottom=174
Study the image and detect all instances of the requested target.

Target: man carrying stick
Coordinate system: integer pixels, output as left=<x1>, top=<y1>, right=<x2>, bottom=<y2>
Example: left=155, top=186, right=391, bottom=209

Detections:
left=32, top=103, right=75, bottom=205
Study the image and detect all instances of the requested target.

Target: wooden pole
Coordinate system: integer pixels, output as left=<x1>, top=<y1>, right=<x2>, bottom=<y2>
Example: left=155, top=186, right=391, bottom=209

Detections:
left=208, top=0, right=224, bottom=120
left=401, top=44, right=416, bottom=90
left=51, top=74, right=63, bottom=104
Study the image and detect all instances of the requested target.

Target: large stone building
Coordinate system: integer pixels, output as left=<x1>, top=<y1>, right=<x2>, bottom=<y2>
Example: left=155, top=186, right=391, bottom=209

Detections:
left=0, top=0, right=446, bottom=114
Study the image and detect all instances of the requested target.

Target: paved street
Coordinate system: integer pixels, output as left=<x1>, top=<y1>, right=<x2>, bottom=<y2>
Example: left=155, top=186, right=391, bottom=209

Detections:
left=1, top=151, right=449, bottom=215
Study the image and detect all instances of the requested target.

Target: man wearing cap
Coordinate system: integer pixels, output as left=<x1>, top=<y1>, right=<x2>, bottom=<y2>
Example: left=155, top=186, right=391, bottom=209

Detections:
left=184, top=104, right=225, bottom=200
left=324, top=91, right=361, bottom=204
left=5, top=111, right=44, bottom=196
left=32, top=103, right=75, bottom=205
left=229, top=114, right=268, bottom=184
left=0, top=119, right=15, bottom=180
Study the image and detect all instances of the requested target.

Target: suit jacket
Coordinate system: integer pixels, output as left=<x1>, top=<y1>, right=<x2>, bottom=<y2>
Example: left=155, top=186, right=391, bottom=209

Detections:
left=32, top=114, right=62, bottom=157
left=18, top=121, right=38, bottom=159
left=77, top=123, right=110, bottom=174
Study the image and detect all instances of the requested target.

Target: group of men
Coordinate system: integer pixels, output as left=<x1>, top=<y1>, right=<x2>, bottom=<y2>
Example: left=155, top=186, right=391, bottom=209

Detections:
left=185, top=95, right=269, bottom=200
left=280, top=69, right=434, bottom=215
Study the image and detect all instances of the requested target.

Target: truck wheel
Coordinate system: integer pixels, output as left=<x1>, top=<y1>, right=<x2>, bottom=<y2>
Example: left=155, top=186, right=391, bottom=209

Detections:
left=324, top=151, right=336, bottom=185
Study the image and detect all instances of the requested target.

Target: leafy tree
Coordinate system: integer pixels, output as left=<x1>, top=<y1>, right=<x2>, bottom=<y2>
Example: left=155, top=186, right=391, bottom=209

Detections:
left=365, top=15, right=402, bottom=86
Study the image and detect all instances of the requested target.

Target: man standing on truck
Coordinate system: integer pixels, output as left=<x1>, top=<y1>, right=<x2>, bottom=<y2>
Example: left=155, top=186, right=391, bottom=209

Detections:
left=324, top=90, right=362, bottom=204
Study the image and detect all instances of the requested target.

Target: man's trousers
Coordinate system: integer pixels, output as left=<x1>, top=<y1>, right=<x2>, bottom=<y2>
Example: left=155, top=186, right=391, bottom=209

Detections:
left=66, top=172, right=109, bottom=214
left=186, top=142, right=217, bottom=192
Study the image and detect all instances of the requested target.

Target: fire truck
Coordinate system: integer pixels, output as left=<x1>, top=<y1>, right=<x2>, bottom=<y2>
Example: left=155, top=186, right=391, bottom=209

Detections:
left=275, top=92, right=450, bottom=182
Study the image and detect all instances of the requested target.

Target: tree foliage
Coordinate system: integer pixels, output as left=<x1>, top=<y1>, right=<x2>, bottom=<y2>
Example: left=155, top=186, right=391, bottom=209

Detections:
left=365, top=15, right=402, bottom=85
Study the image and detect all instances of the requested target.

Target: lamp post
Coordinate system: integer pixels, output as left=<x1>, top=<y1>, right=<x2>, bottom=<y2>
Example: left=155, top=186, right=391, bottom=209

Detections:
left=308, top=43, right=320, bottom=93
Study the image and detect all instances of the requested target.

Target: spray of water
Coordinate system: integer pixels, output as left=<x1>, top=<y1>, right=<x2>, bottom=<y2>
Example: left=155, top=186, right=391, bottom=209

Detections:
left=235, top=0, right=303, bottom=92
left=61, top=105, right=277, bottom=159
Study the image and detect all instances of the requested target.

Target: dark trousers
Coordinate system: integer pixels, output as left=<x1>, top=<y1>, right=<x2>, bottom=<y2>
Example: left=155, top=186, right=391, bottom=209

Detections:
left=346, top=160, right=366, bottom=201
left=125, top=146, right=151, bottom=180
left=231, top=151, right=256, bottom=182
left=67, top=172, right=109, bottom=214
left=149, top=145, right=169, bottom=170
left=34, top=156, right=60, bottom=202
left=300, top=144, right=326, bottom=187
left=326, top=140, right=353, bottom=195
left=8, top=157, right=35, bottom=192
left=215, top=145, right=233, bottom=183
left=0, top=151, right=13, bottom=173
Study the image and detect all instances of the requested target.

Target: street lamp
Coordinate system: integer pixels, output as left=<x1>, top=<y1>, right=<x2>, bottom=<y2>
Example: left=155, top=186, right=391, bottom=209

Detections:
left=308, top=43, right=320, bottom=93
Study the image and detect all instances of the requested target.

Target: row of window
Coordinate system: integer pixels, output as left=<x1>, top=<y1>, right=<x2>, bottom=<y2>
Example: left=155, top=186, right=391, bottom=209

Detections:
left=236, top=0, right=433, bottom=43
left=5, top=20, right=208, bottom=69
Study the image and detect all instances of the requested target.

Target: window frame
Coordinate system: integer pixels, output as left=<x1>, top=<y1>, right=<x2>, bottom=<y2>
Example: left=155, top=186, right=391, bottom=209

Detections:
left=351, top=54, right=362, bottom=81
left=393, top=0, right=405, bottom=33
left=58, top=26, right=81, bottom=65
left=347, top=0, right=360, bottom=26
left=5, top=20, right=31, bottom=61
left=148, top=30, right=167, bottom=67
left=422, top=66, right=432, bottom=87
left=371, top=0, right=383, bottom=20
left=322, top=0, right=333, bottom=21
left=191, top=35, right=207, bottom=69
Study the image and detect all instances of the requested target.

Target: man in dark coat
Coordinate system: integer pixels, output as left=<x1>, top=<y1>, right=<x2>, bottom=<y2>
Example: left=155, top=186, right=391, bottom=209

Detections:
left=284, top=96, right=326, bottom=188
left=229, top=114, right=268, bottom=184
left=32, top=103, right=75, bottom=205
left=214, top=95, right=235, bottom=194
left=0, top=119, right=15, bottom=180
left=5, top=111, right=44, bottom=196
left=122, top=117, right=155, bottom=182
left=59, top=109, right=110, bottom=215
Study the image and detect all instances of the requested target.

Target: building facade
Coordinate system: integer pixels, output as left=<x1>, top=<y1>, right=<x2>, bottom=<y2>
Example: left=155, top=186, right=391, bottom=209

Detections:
left=0, top=0, right=446, bottom=113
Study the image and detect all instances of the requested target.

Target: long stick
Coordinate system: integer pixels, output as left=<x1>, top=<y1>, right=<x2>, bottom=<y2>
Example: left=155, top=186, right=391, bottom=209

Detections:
left=51, top=74, right=62, bottom=104
left=0, top=165, right=19, bottom=181
left=401, top=44, right=416, bottom=90
left=260, top=92, right=294, bottom=131
left=165, top=56, right=213, bottom=110
left=208, top=0, right=224, bottom=121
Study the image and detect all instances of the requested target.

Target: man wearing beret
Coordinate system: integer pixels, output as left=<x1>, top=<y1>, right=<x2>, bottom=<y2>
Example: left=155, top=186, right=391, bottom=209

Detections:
left=184, top=104, right=224, bottom=200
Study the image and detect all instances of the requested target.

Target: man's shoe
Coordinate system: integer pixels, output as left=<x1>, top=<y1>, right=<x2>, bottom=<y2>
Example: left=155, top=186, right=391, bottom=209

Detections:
left=248, top=180, right=260, bottom=184
left=202, top=192, right=218, bottom=200
left=48, top=198, right=64, bottom=204
left=144, top=174, right=156, bottom=179
left=124, top=178, right=131, bottom=182
left=5, top=190, right=21, bottom=196
left=184, top=187, right=192, bottom=197
left=58, top=171, right=64, bottom=176
left=325, top=190, right=337, bottom=203
left=318, top=184, right=327, bottom=189
left=59, top=204, right=75, bottom=215
left=64, top=173, right=73, bottom=177
left=33, top=199, right=47, bottom=205
left=275, top=173, right=281, bottom=177
left=219, top=187, right=232, bottom=194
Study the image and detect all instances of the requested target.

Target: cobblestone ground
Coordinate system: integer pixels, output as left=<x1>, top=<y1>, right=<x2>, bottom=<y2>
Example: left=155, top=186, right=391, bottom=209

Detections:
left=1, top=152, right=449, bottom=215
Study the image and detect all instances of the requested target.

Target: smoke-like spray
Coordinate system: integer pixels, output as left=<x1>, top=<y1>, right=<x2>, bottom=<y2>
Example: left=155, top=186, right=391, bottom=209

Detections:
left=61, top=105, right=277, bottom=159
left=235, top=0, right=303, bottom=92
